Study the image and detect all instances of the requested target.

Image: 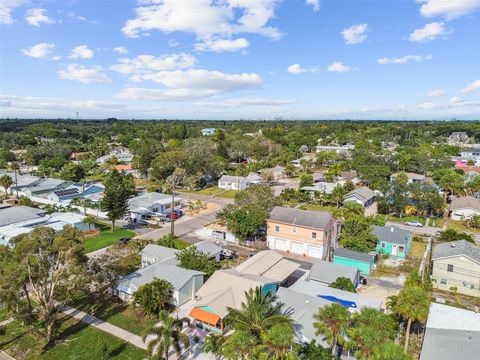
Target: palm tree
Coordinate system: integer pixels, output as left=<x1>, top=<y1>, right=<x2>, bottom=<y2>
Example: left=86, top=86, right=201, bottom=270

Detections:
left=313, top=303, right=350, bottom=356
left=142, top=310, right=190, bottom=360
left=0, top=174, right=13, bottom=195
left=225, top=288, right=294, bottom=341
left=203, top=333, right=225, bottom=360
left=82, top=215, right=96, bottom=232
left=255, top=323, right=299, bottom=360
left=8, top=162, right=19, bottom=197
left=222, top=330, right=257, bottom=359
left=393, top=285, right=430, bottom=353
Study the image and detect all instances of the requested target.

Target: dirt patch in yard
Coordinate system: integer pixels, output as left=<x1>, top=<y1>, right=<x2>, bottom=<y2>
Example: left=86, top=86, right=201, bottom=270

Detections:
left=186, top=202, right=220, bottom=216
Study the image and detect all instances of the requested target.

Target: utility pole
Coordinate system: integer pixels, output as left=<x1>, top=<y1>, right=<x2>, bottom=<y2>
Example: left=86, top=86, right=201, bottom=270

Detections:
left=170, top=191, right=175, bottom=236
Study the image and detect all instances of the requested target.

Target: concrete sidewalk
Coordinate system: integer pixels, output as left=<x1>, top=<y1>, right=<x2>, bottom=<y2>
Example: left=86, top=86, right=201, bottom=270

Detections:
left=61, top=306, right=147, bottom=350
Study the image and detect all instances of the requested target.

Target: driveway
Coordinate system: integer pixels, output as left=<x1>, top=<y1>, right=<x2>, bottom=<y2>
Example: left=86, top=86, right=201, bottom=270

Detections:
left=270, top=177, right=300, bottom=196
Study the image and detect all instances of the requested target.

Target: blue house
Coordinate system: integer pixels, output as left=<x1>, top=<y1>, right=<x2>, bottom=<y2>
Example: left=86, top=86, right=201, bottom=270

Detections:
left=47, top=183, right=104, bottom=203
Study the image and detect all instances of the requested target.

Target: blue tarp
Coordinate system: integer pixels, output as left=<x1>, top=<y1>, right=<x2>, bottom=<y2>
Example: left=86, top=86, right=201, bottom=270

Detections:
left=317, top=295, right=357, bottom=308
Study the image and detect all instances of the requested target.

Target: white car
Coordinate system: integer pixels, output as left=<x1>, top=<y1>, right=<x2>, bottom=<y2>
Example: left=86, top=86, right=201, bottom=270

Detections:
left=404, top=220, right=423, bottom=228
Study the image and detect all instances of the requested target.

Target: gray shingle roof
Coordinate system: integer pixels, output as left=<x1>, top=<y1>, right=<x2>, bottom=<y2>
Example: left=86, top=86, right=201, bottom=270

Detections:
left=268, top=206, right=334, bottom=229
left=128, top=192, right=171, bottom=209
left=120, top=263, right=204, bottom=293
left=344, top=186, right=376, bottom=201
left=333, top=247, right=375, bottom=263
left=218, top=175, right=247, bottom=183
left=309, top=260, right=359, bottom=284
left=432, top=240, right=480, bottom=264
left=373, top=225, right=411, bottom=246
left=0, top=206, right=47, bottom=226
left=141, top=244, right=177, bottom=262
left=194, top=240, right=222, bottom=258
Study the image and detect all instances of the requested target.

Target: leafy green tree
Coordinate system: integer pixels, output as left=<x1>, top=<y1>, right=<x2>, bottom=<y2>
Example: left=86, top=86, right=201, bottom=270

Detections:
left=222, top=330, right=257, bottom=359
left=313, top=303, right=350, bottom=356
left=393, top=285, right=430, bottom=353
left=133, top=278, right=174, bottom=316
left=299, top=174, right=314, bottom=188
left=436, top=228, right=474, bottom=243
left=339, top=214, right=377, bottom=252
left=255, top=323, right=299, bottom=360
left=157, top=234, right=177, bottom=248
left=298, top=340, right=333, bottom=360
left=203, top=333, right=225, bottom=360
left=408, top=182, right=444, bottom=216
left=142, top=310, right=190, bottom=360
left=0, top=174, right=13, bottom=194
left=373, top=342, right=412, bottom=360
left=60, top=162, right=85, bottom=182
left=175, top=246, right=220, bottom=276
left=2, top=227, right=87, bottom=343
left=329, top=277, right=356, bottom=293
left=100, top=169, right=135, bottom=230
left=82, top=215, right=96, bottom=231
left=391, top=173, right=409, bottom=217
left=331, top=184, right=346, bottom=207
left=438, top=171, right=465, bottom=197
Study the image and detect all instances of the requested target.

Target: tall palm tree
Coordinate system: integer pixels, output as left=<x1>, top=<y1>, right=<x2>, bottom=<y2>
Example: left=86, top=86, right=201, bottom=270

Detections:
left=203, top=333, right=225, bottom=360
left=82, top=215, right=96, bottom=232
left=255, top=323, right=299, bottom=360
left=142, top=310, right=190, bottom=360
left=225, top=288, right=293, bottom=341
left=393, top=285, right=430, bottom=353
left=313, top=303, right=350, bottom=356
left=222, top=330, right=257, bottom=359
left=0, top=174, right=13, bottom=195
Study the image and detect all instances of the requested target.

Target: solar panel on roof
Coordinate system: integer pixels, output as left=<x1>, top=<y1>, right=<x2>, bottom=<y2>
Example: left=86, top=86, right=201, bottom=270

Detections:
left=54, top=188, right=79, bottom=197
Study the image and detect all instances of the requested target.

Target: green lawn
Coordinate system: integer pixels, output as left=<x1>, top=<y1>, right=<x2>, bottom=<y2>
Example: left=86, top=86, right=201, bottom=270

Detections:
left=182, top=187, right=237, bottom=198
left=386, top=215, right=426, bottom=225
left=0, top=306, right=8, bottom=321
left=0, top=314, right=147, bottom=360
left=71, top=294, right=157, bottom=337
left=84, top=222, right=136, bottom=253
left=174, top=238, right=191, bottom=249
left=447, top=220, right=480, bottom=233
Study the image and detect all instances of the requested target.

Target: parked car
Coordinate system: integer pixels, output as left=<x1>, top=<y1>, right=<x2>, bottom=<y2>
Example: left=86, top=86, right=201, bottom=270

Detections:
left=404, top=220, right=423, bottom=227
left=117, top=237, right=132, bottom=245
left=165, top=212, right=179, bottom=220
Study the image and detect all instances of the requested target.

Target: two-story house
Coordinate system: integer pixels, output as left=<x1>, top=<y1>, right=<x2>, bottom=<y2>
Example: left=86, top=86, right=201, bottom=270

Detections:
left=431, top=240, right=480, bottom=297
left=266, top=206, right=338, bottom=259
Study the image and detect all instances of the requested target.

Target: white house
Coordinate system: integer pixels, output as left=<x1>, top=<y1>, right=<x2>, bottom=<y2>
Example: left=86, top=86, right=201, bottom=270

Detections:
left=201, top=128, right=216, bottom=136
left=96, top=149, right=134, bottom=164
left=316, top=143, right=355, bottom=154
left=128, top=192, right=182, bottom=222
left=447, top=132, right=470, bottom=146
left=449, top=196, right=480, bottom=220
left=459, top=147, right=480, bottom=160
left=218, top=175, right=249, bottom=190
left=343, top=186, right=376, bottom=207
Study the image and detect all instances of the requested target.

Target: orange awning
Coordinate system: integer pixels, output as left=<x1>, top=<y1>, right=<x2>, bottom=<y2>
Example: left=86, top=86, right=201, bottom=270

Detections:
left=189, top=308, right=221, bottom=326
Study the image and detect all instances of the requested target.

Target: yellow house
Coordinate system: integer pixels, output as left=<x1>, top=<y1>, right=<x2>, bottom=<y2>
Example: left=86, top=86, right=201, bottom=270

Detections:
left=266, top=206, right=338, bottom=259
left=431, top=240, right=480, bottom=297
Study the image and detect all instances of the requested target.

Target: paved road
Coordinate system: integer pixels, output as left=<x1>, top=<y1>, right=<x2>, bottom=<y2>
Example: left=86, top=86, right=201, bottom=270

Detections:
left=385, top=221, right=440, bottom=236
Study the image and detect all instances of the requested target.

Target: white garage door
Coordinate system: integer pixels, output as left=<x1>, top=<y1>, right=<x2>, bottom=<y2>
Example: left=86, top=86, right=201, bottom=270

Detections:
left=274, top=238, right=289, bottom=251
left=290, top=242, right=304, bottom=255
left=307, top=245, right=323, bottom=258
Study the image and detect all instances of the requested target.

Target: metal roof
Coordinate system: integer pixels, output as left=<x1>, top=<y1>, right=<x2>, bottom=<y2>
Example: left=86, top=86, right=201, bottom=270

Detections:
left=0, top=206, right=47, bottom=227
left=420, top=303, right=480, bottom=360
left=333, top=247, right=375, bottom=263
left=268, top=206, right=334, bottom=230
left=308, top=260, right=359, bottom=284
left=344, top=186, right=376, bottom=201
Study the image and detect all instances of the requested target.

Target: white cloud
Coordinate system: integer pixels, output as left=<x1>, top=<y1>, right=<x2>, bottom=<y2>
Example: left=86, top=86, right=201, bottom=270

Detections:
left=70, top=45, right=94, bottom=59
left=327, top=62, right=352, bottom=72
left=25, top=8, right=54, bottom=26
left=306, top=0, right=320, bottom=12
left=122, top=0, right=282, bottom=41
left=417, top=0, right=480, bottom=20
left=341, top=23, right=368, bottom=45
left=377, top=55, right=433, bottom=64
left=449, top=96, right=465, bottom=104
left=0, top=0, right=26, bottom=24
left=426, top=89, right=446, bottom=97
left=51, top=56, right=61, bottom=61
left=118, top=69, right=262, bottom=100
left=113, top=46, right=128, bottom=55
left=168, top=39, right=180, bottom=47
left=287, top=63, right=320, bottom=74
left=21, top=43, right=55, bottom=58
left=462, top=79, right=480, bottom=93
left=111, top=53, right=196, bottom=75
left=195, top=37, right=249, bottom=52
left=409, top=22, right=448, bottom=42
left=58, top=64, right=111, bottom=83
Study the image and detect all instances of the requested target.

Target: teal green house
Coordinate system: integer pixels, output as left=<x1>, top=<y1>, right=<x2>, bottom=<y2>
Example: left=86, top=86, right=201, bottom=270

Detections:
left=333, top=247, right=375, bottom=275
left=374, top=225, right=412, bottom=259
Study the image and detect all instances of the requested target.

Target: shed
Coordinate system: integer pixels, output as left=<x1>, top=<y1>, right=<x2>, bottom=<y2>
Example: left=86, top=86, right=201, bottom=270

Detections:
left=308, top=259, right=360, bottom=288
left=333, top=247, right=375, bottom=275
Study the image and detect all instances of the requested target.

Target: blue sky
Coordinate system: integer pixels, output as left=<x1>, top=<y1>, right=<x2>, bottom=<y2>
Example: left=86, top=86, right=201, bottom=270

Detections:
left=1, top=0, right=480, bottom=120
